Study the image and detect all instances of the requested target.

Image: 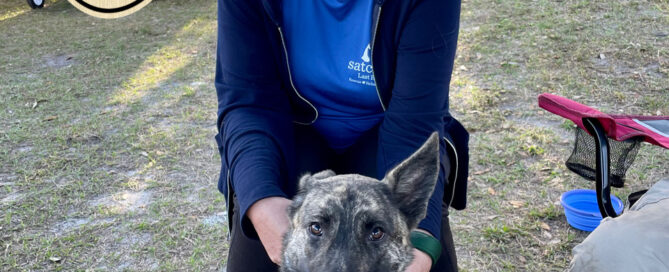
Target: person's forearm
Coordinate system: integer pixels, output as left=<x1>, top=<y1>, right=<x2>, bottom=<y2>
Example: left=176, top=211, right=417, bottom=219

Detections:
left=406, top=248, right=433, bottom=272
left=247, top=196, right=292, bottom=225
left=247, top=196, right=293, bottom=265
left=416, top=170, right=445, bottom=239
left=404, top=229, right=435, bottom=272
left=222, top=110, right=292, bottom=237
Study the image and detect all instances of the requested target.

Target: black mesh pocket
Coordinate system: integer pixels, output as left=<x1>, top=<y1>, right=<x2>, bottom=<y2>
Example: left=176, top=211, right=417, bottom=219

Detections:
left=566, top=128, right=642, bottom=187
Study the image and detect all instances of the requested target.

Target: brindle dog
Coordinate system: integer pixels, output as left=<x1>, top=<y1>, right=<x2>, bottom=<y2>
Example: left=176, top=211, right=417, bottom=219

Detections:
left=281, top=132, right=440, bottom=272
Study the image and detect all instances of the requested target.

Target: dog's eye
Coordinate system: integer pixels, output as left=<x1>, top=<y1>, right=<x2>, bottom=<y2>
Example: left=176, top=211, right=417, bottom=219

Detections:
left=309, top=223, right=323, bottom=236
left=369, top=227, right=385, bottom=241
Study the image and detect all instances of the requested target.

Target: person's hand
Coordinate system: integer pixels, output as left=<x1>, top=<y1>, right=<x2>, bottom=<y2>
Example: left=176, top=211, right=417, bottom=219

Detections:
left=247, top=196, right=293, bottom=265
left=405, top=248, right=433, bottom=272
left=405, top=229, right=435, bottom=272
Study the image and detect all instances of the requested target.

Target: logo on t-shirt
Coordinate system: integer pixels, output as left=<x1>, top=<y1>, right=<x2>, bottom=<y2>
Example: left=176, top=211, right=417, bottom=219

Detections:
left=347, top=44, right=376, bottom=87
left=361, top=44, right=371, bottom=63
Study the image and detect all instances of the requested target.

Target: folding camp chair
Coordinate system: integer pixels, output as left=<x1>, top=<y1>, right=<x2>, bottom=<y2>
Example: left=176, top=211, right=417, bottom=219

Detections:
left=538, top=93, right=669, bottom=218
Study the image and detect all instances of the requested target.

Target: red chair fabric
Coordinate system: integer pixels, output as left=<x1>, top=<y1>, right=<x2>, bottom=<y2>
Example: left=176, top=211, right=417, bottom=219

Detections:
left=538, top=93, right=669, bottom=149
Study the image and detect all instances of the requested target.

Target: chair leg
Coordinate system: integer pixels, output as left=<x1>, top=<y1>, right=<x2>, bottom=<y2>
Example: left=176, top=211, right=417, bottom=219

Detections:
left=583, top=118, right=618, bottom=218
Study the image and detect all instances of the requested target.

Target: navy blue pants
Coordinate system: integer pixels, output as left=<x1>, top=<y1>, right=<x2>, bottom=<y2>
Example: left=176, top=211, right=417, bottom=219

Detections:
left=225, top=124, right=458, bottom=271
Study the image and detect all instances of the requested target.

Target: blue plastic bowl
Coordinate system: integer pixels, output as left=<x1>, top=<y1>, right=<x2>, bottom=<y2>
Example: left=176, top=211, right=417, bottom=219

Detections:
left=560, top=189, right=624, bottom=232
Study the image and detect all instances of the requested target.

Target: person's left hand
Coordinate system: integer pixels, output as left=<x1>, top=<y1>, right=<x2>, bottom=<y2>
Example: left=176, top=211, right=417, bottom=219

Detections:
left=405, top=248, right=432, bottom=272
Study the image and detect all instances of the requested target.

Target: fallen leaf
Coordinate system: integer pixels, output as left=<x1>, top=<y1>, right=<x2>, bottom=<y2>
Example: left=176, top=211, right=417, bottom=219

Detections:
left=473, top=169, right=491, bottom=175
left=549, top=177, right=563, bottom=186
left=500, top=61, right=519, bottom=68
left=487, top=187, right=496, bottom=195
left=27, top=99, right=49, bottom=110
left=540, top=222, right=551, bottom=231
left=43, top=116, right=58, bottom=121
left=599, top=53, right=606, bottom=59
left=49, top=256, right=61, bottom=263
left=519, top=255, right=527, bottom=263
left=509, top=200, right=525, bottom=208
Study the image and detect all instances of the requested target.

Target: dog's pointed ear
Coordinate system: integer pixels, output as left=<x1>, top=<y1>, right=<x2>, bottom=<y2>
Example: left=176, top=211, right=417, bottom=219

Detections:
left=298, top=170, right=336, bottom=191
left=312, top=169, right=336, bottom=180
left=382, top=132, right=440, bottom=229
left=292, top=170, right=337, bottom=218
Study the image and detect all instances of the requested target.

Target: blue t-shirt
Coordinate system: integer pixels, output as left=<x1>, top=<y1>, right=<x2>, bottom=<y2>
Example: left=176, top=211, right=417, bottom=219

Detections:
left=283, top=0, right=384, bottom=151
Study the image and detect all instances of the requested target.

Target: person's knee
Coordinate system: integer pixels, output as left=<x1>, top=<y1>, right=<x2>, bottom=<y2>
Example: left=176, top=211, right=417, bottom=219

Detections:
left=570, top=199, right=669, bottom=271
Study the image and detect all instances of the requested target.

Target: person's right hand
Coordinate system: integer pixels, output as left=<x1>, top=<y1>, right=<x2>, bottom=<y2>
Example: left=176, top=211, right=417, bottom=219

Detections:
left=247, top=196, right=293, bottom=265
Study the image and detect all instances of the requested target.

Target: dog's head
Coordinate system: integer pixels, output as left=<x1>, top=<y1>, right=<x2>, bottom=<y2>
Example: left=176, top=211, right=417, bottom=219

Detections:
left=281, top=132, right=440, bottom=272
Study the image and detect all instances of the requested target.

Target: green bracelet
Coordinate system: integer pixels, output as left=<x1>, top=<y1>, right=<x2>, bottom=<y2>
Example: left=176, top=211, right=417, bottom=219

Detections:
left=410, top=231, right=442, bottom=267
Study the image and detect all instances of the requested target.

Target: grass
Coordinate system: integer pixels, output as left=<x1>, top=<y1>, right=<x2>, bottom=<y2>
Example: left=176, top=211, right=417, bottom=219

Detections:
left=0, top=0, right=668, bottom=271
left=1, top=0, right=225, bottom=270
left=451, top=0, right=669, bottom=270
